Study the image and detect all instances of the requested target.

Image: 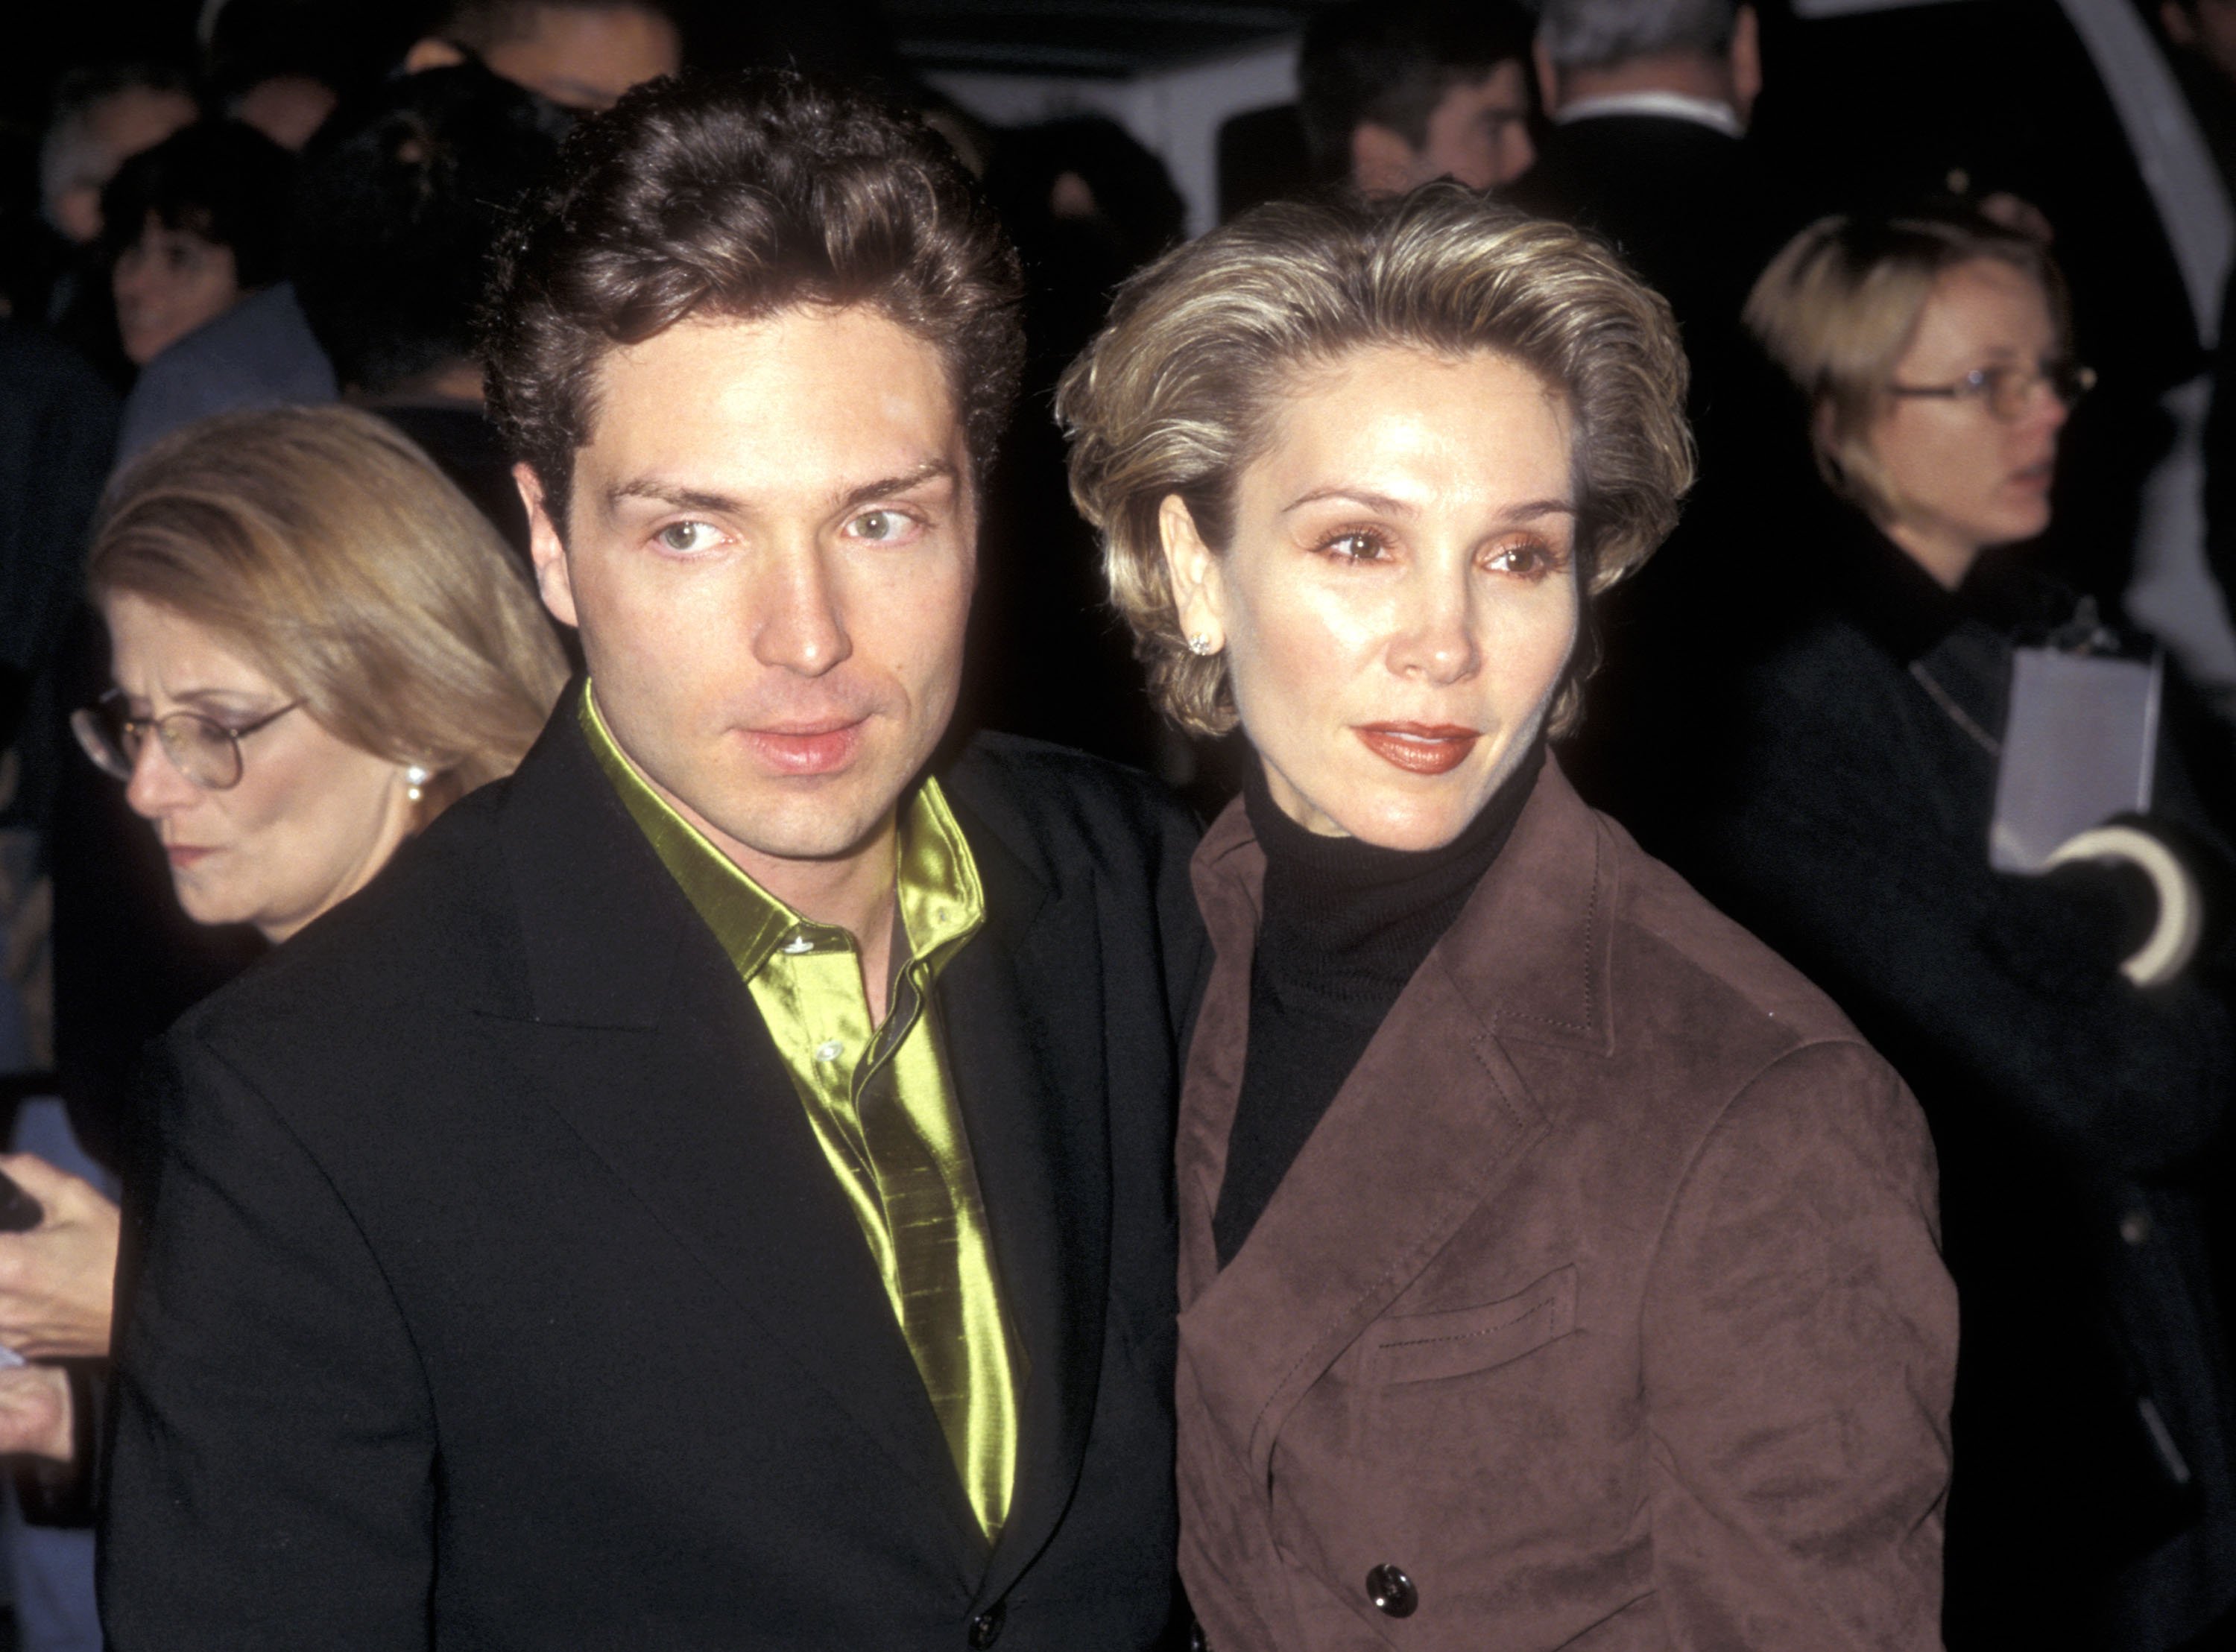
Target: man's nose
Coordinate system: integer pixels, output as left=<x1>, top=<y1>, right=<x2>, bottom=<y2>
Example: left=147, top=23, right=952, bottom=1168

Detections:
left=749, top=543, right=853, bottom=677
left=123, top=730, right=199, bottom=821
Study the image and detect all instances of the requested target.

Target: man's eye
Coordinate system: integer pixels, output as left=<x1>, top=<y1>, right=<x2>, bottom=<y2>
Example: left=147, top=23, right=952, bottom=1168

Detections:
left=850, top=509, right=915, bottom=542
left=655, top=521, right=718, bottom=553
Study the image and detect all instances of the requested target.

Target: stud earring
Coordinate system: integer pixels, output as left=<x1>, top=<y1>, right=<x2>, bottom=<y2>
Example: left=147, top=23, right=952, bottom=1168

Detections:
left=1187, top=633, right=1216, bottom=656
left=405, top=763, right=431, bottom=804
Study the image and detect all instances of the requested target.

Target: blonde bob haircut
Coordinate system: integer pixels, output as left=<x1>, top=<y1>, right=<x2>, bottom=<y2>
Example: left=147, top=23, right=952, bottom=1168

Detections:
left=1057, top=183, right=1693, bottom=738
left=90, top=405, right=568, bottom=816
left=1743, top=206, right=2067, bottom=526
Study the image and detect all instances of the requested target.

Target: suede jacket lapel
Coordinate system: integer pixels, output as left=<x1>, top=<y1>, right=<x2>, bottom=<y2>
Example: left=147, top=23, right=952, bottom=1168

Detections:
left=1177, top=759, right=1614, bottom=1484
left=481, top=691, right=986, bottom=1577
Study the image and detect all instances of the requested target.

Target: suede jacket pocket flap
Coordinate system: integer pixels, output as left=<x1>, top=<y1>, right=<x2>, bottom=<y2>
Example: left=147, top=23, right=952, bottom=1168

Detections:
left=1365, top=1264, right=1579, bottom=1385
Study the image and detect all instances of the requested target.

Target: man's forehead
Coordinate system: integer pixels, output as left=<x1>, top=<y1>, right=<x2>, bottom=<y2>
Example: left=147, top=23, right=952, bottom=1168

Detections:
left=574, top=307, right=969, bottom=507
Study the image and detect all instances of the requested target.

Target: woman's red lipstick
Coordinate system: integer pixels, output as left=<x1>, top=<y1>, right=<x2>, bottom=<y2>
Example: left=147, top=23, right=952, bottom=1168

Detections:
left=1354, top=723, right=1479, bottom=775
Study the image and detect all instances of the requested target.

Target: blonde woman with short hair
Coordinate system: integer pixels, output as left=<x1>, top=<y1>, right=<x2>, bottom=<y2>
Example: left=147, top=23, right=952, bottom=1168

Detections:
left=1061, top=184, right=1956, bottom=1649
left=0, top=405, right=564, bottom=1465
left=1685, top=206, right=2236, bottom=1649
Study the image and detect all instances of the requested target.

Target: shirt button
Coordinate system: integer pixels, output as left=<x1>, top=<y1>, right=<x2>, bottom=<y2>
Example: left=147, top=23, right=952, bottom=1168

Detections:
left=967, top=1601, right=1005, bottom=1647
left=815, top=1040, right=844, bottom=1063
left=780, top=931, right=815, bottom=955
left=1366, top=1563, right=1418, bottom=1617
left=2121, top=1208, right=2153, bottom=1245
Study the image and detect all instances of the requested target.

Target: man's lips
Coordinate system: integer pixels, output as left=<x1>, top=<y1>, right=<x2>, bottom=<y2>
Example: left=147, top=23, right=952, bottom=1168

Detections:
left=165, top=845, right=214, bottom=869
left=738, top=719, right=868, bottom=776
left=1354, top=723, right=1480, bottom=776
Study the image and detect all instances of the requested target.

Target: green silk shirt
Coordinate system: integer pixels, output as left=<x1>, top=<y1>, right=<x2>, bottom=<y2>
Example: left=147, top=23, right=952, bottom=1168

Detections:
left=580, top=686, right=1020, bottom=1543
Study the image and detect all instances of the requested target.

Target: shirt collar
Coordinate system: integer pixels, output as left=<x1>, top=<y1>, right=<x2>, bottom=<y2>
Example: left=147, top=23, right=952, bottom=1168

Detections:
left=1556, top=89, right=1744, bottom=139
left=578, top=681, right=983, bottom=982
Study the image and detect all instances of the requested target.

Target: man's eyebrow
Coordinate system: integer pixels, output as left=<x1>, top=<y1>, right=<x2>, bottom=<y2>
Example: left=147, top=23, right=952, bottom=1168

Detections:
left=604, top=478, right=742, bottom=516
left=833, top=459, right=960, bottom=515
left=602, top=461, right=961, bottom=520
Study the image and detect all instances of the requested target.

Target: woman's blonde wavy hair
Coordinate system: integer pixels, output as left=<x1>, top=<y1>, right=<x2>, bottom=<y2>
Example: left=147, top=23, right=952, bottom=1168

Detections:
left=1057, top=183, right=1693, bottom=738
left=90, top=405, right=567, bottom=815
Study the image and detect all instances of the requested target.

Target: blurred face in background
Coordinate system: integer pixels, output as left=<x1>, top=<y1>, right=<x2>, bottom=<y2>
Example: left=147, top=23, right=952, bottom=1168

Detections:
left=233, top=75, right=340, bottom=149
left=524, top=304, right=977, bottom=892
left=45, top=85, right=197, bottom=244
left=1161, top=345, right=1578, bottom=850
left=113, top=215, right=243, bottom=365
left=409, top=1, right=682, bottom=111
left=95, top=594, right=418, bottom=943
left=2164, top=0, right=2236, bottom=89
left=1352, top=60, right=1535, bottom=196
left=1866, top=257, right=2071, bottom=589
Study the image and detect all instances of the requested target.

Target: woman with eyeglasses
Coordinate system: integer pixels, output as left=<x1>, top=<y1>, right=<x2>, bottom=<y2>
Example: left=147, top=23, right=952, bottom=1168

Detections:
left=0, top=405, right=564, bottom=1469
left=1674, top=206, right=2236, bottom=1651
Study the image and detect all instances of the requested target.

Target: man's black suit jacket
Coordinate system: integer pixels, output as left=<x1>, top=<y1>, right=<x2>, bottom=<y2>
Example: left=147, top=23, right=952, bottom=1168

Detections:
left=99, top=692, right=1207, bottom=1650
left=1503, top=112, right=1792, bottom=437
left=1507, top=113, right=1810, bottom=841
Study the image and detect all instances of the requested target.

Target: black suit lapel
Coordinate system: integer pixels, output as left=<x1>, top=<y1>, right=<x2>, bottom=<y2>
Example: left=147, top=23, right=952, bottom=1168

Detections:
left=484, top=693, right=986, bottom=1577
left=941, top=797, right=1113, bottom=1607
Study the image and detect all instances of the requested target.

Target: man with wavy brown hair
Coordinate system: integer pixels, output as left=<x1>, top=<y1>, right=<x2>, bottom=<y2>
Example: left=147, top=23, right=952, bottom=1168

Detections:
left=99, top=72, right=1203, bottom=1651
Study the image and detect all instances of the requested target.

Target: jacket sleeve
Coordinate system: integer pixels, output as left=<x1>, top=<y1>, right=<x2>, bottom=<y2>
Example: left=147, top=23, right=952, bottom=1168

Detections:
left=99, top=1029, right=435, bottom=1651
left=1705, top=765, right=2235, bottom=1178
left=1640, top=1038, right=1957, bottom=1652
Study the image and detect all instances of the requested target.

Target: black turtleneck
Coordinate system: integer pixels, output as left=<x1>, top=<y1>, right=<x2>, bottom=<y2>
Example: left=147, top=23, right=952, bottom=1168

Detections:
left=1212, top=740, right=1546, bottom=1267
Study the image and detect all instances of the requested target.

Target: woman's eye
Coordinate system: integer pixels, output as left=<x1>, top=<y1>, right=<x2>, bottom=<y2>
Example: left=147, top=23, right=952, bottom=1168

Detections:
left=1320, top=531, right=1389, bottom=563
left=1485, top=538, right=1559, bottom=577
left=654, top=521, right=718, bottom=554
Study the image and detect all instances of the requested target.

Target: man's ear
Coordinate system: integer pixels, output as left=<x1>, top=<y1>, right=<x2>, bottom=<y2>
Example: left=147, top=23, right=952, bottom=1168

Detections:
left=1158, top=494, right=1228, bottom=655
left=1349, top=123, right=1420, bottom=197
left=403, top=37, right=468, bottom=74
left=516, top=462, right=580, bottom=630
left=1729, top=6, right=1763, bottom=126
left=1533, top=39, right=1562, bottom=118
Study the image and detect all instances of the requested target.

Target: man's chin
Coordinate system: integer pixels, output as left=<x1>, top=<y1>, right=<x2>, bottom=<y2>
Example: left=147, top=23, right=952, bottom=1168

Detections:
left=694, top=776, right=904, bottom=868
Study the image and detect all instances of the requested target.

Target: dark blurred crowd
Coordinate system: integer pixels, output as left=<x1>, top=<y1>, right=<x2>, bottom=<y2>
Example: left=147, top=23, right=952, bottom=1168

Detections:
left=6, top=0, right=2236, bottom=1646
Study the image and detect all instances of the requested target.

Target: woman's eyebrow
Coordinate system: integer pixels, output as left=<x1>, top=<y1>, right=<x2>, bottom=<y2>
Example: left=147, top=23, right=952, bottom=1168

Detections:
left=1280, top=486, right=1415, bottom=516
left=1278, top=487, right=1577, bottom=519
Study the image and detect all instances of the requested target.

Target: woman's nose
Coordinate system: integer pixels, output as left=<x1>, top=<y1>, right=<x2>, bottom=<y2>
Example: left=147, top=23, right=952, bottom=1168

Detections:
left=1386, top=574, right=1480, bottom=684
left=123, top=732, right=198, bottom=820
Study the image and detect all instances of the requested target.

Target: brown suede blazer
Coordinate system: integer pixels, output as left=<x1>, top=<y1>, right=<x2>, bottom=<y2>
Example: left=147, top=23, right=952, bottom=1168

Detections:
left=1175, top=759, right=1958, bottom=1651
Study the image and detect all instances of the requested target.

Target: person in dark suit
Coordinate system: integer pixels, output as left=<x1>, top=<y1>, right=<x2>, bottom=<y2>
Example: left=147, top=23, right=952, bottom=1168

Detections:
left=98, top=73, right=1204, bottom=1651
left=1506, top=0, right=1778, bottom=404
left=1503, top=0, right=1807, bottom=841
left=1059, top=185, right=1956, bottom=1651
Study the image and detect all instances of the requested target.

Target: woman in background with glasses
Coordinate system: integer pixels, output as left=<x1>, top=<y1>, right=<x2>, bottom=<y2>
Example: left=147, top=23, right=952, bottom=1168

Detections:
left=1677, top=205, right=2236, bottom=1651
left=0, top=405, right=564, bottom=1468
